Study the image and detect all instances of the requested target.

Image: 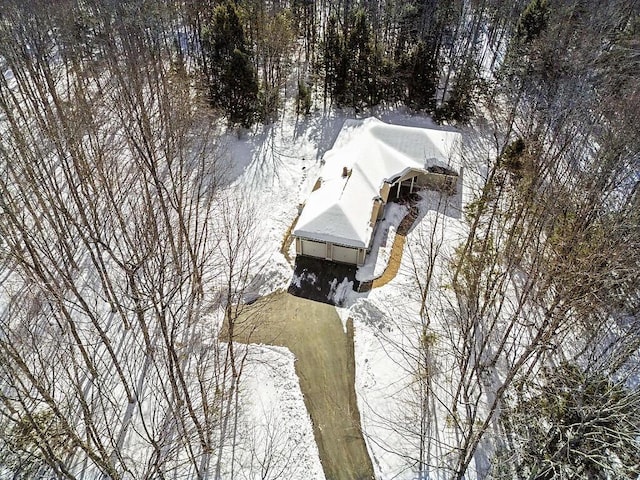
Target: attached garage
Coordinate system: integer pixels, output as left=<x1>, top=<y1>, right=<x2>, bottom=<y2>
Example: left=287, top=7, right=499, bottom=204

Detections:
left=292, top=117, right=461, bottom=268
left=300, top=239, right=327, bottom=259
left=296, top=238, right=365, bottom=265
left=332, top=244, right=359, bottom=264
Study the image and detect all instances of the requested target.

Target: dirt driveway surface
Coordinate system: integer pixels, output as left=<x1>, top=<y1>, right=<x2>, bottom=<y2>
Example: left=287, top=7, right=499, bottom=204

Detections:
left=232, top=291, right=375, bottom=480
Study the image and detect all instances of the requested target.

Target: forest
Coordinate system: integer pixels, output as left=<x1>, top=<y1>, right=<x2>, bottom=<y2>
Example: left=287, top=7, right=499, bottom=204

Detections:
left=0, top=0, right=638, bottom=479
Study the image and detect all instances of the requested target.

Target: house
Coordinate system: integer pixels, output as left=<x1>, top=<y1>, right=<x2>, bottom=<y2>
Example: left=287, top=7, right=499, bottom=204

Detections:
left=293, top=117, right=461, bottom=266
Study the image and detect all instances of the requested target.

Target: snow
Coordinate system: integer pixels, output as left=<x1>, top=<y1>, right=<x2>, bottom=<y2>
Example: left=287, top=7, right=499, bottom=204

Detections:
left=350, top=200, right=469, bottom=480
left=0, top=80, right=473, bottom=479
left=356, top=202, right=407, bottom=282
left=327, top=277, right=353, bottom=306
left=221, top=107, right=471, bottom=480
left=374, top=226, right=396, bottom=277
left=293, top=117, right=462, bottom=249
left=220, top=115, right=334, bottom=291
left=4, top=22, right=619, bottom=477
left=291, top=270, right=318, bottom=289
left=229, top=345, right=325, bottom=480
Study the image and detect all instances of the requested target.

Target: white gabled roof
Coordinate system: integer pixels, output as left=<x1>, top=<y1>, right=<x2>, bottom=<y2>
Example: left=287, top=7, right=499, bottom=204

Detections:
left=293, top=117, right=461, bottom=249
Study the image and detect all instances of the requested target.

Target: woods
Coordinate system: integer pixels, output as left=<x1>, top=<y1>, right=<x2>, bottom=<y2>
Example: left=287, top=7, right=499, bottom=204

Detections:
left=0, top=0, right=638, bottom=479
left=0, top=1, right=256, bottom=477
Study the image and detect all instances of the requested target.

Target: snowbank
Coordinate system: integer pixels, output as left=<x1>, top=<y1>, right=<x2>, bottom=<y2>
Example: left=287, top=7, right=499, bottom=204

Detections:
left=232, top=344, right=325, bottom=480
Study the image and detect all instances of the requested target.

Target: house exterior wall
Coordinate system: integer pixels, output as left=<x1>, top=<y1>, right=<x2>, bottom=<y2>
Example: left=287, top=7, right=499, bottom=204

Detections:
left=294, top=169, right=459, bottom=267
left=384, top=169, right=458, bottom=197
left=380, top=183, right=391, bottom=203
left=299, top=238, right=328, bottom=259
left=370, top=199, right=383, bottom=225
left=358, top=248, right=366, bottom=265
left=416, top=172, right=457, bottom=195
left=295, top=236, right=365, bottom=266
left=332, top=245, right=359, bottom=264
left=398, top=170, right=421, bottom=183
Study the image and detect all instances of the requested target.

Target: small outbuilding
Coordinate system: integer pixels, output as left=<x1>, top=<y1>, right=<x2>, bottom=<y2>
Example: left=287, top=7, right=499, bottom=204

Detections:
left=293, top=117, right=461, bottom=266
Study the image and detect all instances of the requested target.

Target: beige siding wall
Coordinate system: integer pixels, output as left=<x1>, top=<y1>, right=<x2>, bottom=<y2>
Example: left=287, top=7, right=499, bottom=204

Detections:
left=416, top=172, right=457, bottom=194
left=380, top=183, right=390, bottom=203
left=398, top=170, right=420, bottom=183
left=297, top=238, right=365, bottom=266
left=300, top=239, right=327, bottom=258
left=370, top=199, right=382, bottom=225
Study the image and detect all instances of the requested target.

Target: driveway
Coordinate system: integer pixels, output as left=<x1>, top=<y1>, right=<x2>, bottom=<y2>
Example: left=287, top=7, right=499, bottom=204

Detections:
left=231, top=291, right=374, bottom=480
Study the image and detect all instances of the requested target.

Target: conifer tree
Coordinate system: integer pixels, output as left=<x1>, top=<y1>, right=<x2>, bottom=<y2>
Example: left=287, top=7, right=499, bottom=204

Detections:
left=226, top=48, right=259, bottom=127
left=407, top=40, right=438, bottom=112
left=346, top=9, right=375, bottom=110
left=516, top=0, right=550, bottom=45
left=322, top=15, right=346, bottom=106
left=201, top=2, right=258, bottom=126
left=436, top=60, right=478, bottom=123
left=495, top=363, right=640, bottom=479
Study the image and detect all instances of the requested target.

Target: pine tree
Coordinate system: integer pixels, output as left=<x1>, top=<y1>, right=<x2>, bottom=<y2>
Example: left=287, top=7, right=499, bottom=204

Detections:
left=500, top=0, right=551, bottom=83
left=296, top=80, right=312, bottom=115
left=322, top=15, right=346, bottom=106
left=346, top=9, right=375, bottom=110
left=497, top=363, right=640, bottom=479
left=322, top=9, right=380, bottom=110
left=201, top=2, right=258, bottom=126
left=226, top=48, right=258, bottom=127
left=407, top=40, right=438, bottom=112
left=516, top=0, right=550, bottom=45
left=435, top=60, right=478, bottom=123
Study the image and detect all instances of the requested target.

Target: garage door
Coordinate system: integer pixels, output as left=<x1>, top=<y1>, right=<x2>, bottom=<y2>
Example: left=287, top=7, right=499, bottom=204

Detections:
left=300, top=239, right=327, bottom=258
left=332, top=245, right=359, bottom=264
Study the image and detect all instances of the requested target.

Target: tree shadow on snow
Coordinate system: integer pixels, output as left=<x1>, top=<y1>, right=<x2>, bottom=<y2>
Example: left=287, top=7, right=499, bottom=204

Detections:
left=409, top=171, right=465, bottom=232
left=293, top=109, right=347, bottom=160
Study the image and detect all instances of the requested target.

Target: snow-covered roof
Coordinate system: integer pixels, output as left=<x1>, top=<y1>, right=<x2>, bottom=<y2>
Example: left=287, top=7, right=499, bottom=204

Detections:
left=293, top=117, right=461, bottom=249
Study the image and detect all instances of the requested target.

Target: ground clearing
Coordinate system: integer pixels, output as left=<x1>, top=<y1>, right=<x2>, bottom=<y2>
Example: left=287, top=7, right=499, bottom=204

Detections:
left=228, top=291, right=374, bottom=480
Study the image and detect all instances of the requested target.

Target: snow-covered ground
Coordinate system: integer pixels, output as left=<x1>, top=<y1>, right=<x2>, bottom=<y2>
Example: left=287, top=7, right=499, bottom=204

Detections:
left=349, top=197, right=469, bottom=480
left=224, top=103, right=484, bottom=480
left=214, top=109, right=345, bottom=479
left=227, top=344, right=324, bottom=480
left=0, top=76, right=479, bottom=477
left=356, top=202, right=407, bottom=282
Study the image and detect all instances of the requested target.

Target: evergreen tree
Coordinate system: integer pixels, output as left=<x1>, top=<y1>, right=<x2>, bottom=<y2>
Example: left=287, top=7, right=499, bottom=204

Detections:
left=322, top=9, right=380, bottom=110
left=497, top=363, right=640, bottom=479
left=406, top=40, right=438, bottom=112
left=322, top=15, right=346, bottom=106
left=516, top=0, right=550, bottom=45
left=346, top=9, right=375, bottom=110
left=500, top=0, right=551, bottom=83
left=435, top=60, right=478, bottom=123
left=296, top=80, right=312, bottom=115
left=201, top=2, right=258, bottom=126
left=226, top=48, right=259, bottom=127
